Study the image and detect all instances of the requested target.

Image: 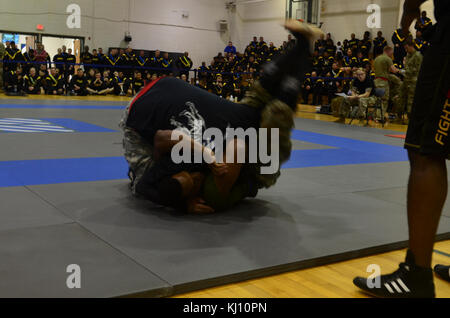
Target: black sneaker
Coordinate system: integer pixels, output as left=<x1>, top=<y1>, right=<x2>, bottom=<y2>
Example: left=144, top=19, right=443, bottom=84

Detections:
left=434, top=264, right=450, bottom=282
left=353, top=250, right=435, bottom=298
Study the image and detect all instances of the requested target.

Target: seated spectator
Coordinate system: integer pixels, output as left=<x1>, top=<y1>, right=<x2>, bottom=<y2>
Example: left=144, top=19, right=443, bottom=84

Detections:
left=224, top=41, right=237, bottom=54
left=4, top=67, right=25, bottom=95
left=44, top=67, right=64, bottom=95
left=23, top=67, right=41, bottom=95
left=336, top=68, right=376, bottom=123
left=69, top=68, right=88, bottom=96
left=87, top=71, right=107, bottom=95
left=112, top=71, right=129, bottom=96
left=128, top=71, right=145, bottom=95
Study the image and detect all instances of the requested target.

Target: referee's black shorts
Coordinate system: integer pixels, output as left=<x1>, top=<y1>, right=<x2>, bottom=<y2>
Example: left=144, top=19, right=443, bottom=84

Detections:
left=405, top=24, right=450, bottom=158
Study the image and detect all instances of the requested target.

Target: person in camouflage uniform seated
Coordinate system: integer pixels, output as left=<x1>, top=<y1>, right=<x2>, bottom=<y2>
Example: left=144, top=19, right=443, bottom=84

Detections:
left=120, top=20, right=323, bottom=214
left=336, top=68, right=378, bottom=122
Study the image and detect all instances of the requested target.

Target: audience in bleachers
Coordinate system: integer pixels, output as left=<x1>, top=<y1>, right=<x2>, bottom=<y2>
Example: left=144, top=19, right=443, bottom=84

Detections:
left=1, top=12, right=432, bottom=124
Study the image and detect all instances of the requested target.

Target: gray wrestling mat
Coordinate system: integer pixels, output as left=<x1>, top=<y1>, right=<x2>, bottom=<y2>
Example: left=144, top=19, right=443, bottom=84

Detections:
left=1, top=98, right=449, bottom=297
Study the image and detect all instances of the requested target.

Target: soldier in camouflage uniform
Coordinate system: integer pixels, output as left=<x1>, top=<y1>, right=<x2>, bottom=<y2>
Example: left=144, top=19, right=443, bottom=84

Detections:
left=396, top=39, right=423, bottom=118
left=0, top=42, right=5, bottom=89
left=337, top=69, right=377, bottom=122
left=120, top=20, right=323, bottom=213
left=373, top=46, right=402, bottom=121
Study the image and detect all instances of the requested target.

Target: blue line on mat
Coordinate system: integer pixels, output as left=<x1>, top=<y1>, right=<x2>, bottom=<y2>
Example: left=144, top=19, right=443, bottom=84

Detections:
left=0, top=129, right=409, bottom=187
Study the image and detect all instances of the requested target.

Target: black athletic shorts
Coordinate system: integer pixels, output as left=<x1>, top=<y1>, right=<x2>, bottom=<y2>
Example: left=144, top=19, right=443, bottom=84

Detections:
left=405, top=24, right=450, bottom=158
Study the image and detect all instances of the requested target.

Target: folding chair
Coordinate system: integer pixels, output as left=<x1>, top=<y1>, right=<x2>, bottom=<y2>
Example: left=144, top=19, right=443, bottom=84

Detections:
left=366, top=88, right=386, bottom=127
left=348, top=88, right=386, bottom=126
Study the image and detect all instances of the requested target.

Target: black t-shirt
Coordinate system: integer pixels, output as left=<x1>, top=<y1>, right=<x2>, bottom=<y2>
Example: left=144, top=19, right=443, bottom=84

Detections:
left=435, top=0, right=450, bottom=22
left=126, top=78, right=260, bottom=150
left=352, top=77, right=374, bottom=96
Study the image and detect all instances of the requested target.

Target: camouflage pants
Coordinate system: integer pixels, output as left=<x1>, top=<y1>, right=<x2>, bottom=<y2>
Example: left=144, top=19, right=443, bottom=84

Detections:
left=331, top=97, right=345, bottom=117
left=120, top=80, right=295, bottom=193
left=374, top=78, right=390, bottom=115
left=339, top=96, right=378, bottom=119
left=119, top=102, right=155, bottom=196
left=374, top=75, right=402, bottom=118
left=397, top=80, right=417, bottom=115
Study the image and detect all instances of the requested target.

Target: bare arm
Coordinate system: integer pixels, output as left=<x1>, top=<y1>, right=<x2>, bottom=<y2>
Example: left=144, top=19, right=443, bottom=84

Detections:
left=153, top=130, right=228, bottom=176
left=390, top=64, right=400, bottom=74
left=401, top=0, right=426, bottom=34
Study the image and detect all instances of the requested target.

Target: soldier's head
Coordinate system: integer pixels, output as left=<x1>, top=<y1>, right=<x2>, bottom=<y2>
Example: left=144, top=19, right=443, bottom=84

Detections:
left=10, top=41, right=16, bottom=49
left=111, top=48, right=118, bottom=56
left=253, top=36, right=257, bottom=42
left=311, top=71, right=317, bottom=77
left=50, top=67, right=57, bottom=76
left=93, top=49, right=98, bottom=56
left=347, top=48, right=353, bottom=57
left=377, top=31, right=383, bottom=38
left=5, top=41, right=10, bottom=48
left=184, top=52, right=189, bottom=57
left=135, top=71, right=142, bottom=80
left=287, top=34, right=292, bottom=42
left=351, top=33, right=356, bottom=39
left=151, top=73, right=158, bottom=81
left=95, top=72, right=102, bottom=80
left=126, top=46, right=133, bottom=53
left=16, top=67, right=22, bottom=75
left=323, top=51, right=329, bottom=58
left=29, top=67, right=36, bottom=76
left=98, top=48, right=103, bottom=54
left=228, top=41, right=233, bottom=47
left=259, top=36, right=264, bottom=42
left=422, top=11, right=427, bottom=18
left=416, top=30, right=422, bottom=38
left=84, top=46, right=89, bottom=53
left=384, top=46, right=394, bottom=58
left=163, top=52, right=169, bottom=59
left=68, top=48, right=73, bottom=54
left=103, top=71, right=109, bottom=79
left=332, top=62, right=339, bottom=71
left=357, top=51, right=363, bottom=59
left=119, top=48, right=125, bottom=55
left=355, top=68, right=366, bottom=82
left=364, top=31, right=370, bottom=39
left=62, top=45, right=67, bottom=52
left=404, top=38, right=416, bottom=53
left=77, top=68, right=84, bottom=77
left=155, top=50, right=161, bottom=57
left=88, top=68, right=95, bottom=77
left=57, top=48, right=62, bottom=54
left=139, top=50, right=145, bottom=57
left=181, top=74, right=187, bottom=82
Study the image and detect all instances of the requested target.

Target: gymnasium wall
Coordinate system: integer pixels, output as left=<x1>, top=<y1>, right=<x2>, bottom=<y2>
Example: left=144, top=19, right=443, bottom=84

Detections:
left=0, top=0, right=229, bottom=67
left=231, top=0, right=289, bottom=50
left=320, top=0, right=401, bottom=46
